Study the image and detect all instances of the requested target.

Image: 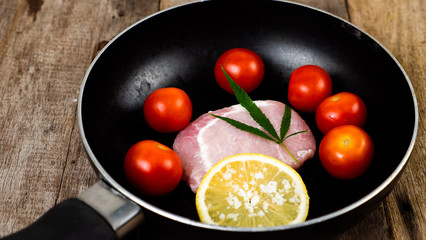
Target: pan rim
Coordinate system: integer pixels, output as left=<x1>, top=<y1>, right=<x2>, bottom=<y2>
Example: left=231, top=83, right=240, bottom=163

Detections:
left=77, top=0, right=419, bottom=233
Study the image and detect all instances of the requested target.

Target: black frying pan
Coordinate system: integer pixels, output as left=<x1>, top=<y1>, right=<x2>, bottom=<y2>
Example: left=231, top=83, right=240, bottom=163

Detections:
left=5, top=1, right=418, bottom=239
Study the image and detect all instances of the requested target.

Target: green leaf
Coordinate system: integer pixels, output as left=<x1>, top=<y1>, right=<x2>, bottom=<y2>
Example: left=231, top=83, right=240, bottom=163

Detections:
left=209, top=114, right=277, bottom=142
left=284, top=130, right=310, bottom=140
left=221, top=66, right=280, bottom=140
left=280, top=104, right=292, bottom=142
left=211, top=66, right=310, bottom=163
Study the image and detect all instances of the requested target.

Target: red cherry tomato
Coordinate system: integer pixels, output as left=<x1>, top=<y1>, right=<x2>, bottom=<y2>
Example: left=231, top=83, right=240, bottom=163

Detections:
left=143, top=87, right=192, bottom=133
left=214, top=48, right=265, bottom=94
left=288, top=65, right=332, bottom=113
left=319, top=125, right=374, bottom=180
left=316, top=92, right=367, bottom=134
left=124, top=140, right=183, bottom=196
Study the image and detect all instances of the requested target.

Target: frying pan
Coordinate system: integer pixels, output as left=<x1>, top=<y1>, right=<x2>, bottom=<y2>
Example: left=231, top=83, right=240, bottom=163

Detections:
left=4, top=0, right=418, bottom=239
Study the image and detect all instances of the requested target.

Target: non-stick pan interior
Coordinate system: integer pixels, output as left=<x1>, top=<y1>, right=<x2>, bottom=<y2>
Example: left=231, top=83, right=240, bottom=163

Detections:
left=81, top=0, right=416, bottom=224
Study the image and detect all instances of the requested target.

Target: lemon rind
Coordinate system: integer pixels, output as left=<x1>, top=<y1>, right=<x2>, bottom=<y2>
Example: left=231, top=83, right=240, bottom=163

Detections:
left=196, top=153, right=309, bottom=227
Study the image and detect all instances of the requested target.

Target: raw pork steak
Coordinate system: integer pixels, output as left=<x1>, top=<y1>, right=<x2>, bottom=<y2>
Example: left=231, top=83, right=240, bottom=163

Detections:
left=173, top=100, right=316, bottom=193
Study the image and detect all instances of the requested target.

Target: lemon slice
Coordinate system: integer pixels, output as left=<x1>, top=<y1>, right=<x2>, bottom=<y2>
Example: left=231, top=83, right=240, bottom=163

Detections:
left=196, top=153, right=309, bottom=228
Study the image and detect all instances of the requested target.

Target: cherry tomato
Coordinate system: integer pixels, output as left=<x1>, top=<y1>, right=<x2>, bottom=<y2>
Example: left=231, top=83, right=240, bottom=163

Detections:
left=288, top=65, right=332, bottom=113
left=214, top=48, right=265, bottom=94
left=124, top=140, right=183, bottom=196
left=143, top=87, right=192, bottom=133
left=316, top=92, right=367, bottom=134
left=319, top=125, right=374, bottom=180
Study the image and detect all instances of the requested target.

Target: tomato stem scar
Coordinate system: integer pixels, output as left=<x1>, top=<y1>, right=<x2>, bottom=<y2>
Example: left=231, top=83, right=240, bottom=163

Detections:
left=343, top=138, right=350, bottom=146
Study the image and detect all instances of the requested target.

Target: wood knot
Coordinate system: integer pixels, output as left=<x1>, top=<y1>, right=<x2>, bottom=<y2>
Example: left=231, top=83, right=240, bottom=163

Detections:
left=26, top=0, right=44, bottom=21
left=91, top=40, right=109, bottom=61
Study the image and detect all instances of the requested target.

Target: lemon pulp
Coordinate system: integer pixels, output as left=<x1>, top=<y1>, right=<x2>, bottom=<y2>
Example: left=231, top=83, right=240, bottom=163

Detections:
left=196, top=153, right=309, bottom=228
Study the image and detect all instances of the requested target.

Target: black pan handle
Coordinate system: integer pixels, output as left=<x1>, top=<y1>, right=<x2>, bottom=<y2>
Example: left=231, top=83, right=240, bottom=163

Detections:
left=2, top=181, right=144, bottom=240
left=2, top=198, right=116, bottom=240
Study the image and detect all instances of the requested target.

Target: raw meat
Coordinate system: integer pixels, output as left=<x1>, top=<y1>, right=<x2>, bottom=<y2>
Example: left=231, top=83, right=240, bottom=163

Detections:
left=173, top=100, right=316, bottom=193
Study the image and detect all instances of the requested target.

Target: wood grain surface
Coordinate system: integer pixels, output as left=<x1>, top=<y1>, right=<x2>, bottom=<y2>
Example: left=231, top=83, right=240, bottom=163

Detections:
left=0, top=0, right=424, bottom=239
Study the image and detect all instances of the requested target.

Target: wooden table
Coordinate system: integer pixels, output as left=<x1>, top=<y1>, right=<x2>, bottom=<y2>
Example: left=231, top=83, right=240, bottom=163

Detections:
left=0, top=0, right=424, bottom=239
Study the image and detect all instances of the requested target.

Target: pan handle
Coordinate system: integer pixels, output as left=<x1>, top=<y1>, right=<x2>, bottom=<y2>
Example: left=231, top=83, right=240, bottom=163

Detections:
left=2, top=181, right=144, bottom=240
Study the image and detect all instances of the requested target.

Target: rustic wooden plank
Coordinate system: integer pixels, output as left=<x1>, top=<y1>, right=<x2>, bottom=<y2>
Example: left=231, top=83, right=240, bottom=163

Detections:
left=0, top=1, right=24, bottom=67
left=344, top=0, right=426, bottom=239
left=0, top=0, right=83, bottom=235
left=288, top=0, right=349, bottom=20
left=0, top=0, right=158, bottom=236
left=160, top=0, right=198, bottom=10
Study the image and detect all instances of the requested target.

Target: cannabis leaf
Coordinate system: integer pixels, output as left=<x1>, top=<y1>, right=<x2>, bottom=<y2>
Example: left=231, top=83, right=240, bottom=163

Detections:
left=210, top=66, right=309, bottom=162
